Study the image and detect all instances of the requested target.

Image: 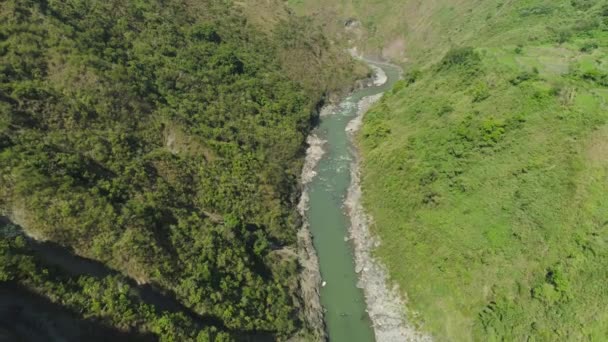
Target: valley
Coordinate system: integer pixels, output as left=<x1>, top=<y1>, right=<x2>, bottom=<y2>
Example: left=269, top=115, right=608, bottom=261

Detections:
left=1, top=0, right=607, bottom=341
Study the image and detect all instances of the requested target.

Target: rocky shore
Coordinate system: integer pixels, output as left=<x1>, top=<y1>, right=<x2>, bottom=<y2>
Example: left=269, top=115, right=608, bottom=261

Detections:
left=345, top=71, right=432, bottom=342
left=295, top=60, right=429, bottom=342
left=294, top=133, right=327, bottom=341
left=293, top=59, right=379, bottom=342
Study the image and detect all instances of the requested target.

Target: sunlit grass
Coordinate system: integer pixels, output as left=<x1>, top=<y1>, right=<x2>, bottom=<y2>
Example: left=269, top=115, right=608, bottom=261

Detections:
left=288, top=0, right=608, bottom=338
left=354, top=1, right=608, bottom=340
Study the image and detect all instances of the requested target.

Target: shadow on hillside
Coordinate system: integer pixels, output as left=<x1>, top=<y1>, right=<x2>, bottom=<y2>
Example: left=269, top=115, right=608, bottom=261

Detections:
left=0, top=216, right=224, bottom=321
left=0, top=216, right=276, bottom=341
left=0, top=283, right=155, bottom=342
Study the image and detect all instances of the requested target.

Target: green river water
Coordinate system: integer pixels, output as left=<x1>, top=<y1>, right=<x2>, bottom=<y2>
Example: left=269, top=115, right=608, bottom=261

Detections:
left=306, top=62, right=401, bottom=342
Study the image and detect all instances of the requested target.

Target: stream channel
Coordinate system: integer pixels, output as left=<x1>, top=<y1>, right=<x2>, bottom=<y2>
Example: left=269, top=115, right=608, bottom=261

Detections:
left=305, top=61, right=400, bottom=342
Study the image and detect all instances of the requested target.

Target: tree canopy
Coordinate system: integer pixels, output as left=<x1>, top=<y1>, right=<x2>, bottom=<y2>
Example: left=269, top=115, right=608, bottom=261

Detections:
left=0, top=0, right=362, bottom=340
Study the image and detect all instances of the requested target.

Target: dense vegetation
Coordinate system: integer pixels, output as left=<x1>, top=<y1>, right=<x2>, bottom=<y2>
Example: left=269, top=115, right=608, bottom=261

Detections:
left=0, top=0, right=364, bottom=340
left=0, top=232, right=233, bottom=341
left=291, top=0, right=608, bottom=340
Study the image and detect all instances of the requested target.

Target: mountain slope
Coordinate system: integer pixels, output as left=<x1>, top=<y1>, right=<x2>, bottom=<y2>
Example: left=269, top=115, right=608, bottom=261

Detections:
left=290, top=0, right=608, bottom=340
left=0, top=0, right=364, bottom=340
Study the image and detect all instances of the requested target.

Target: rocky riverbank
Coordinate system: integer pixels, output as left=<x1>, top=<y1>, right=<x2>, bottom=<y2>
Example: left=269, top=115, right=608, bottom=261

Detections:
left=293, top=59, right=380, bottom=342
left=345, top=69, right=432, bottom=342
left=294, top=133, right=327, bottom=341
left=295, top=59, right=428, bottom=342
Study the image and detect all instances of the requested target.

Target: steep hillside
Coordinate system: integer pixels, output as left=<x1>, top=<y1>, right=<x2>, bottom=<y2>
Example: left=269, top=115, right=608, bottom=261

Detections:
left=238, top=0, right=369, bottom=100
left=290, top=0, right=608, bottom=340
left=0, top=0, right=364, bottom=340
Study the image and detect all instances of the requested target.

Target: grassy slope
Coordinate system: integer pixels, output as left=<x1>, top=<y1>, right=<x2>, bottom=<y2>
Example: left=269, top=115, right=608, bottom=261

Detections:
left=290, top=0, right=608, bottom=340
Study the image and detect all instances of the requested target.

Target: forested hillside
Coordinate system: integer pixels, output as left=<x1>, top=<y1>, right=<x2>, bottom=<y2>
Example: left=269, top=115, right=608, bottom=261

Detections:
left=0, top=0, right=365, bottom=340
left=290, top=0, right=608, bottom=340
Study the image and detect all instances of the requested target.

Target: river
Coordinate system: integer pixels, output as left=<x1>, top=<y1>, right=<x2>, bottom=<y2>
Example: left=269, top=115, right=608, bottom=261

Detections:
left=303, top=61, right=401, bottom=341
left=1, top=61, right=412, bottom=342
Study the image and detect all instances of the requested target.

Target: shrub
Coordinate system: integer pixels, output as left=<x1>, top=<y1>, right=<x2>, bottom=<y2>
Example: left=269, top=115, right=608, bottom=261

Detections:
left=391, top=80, right=407, bottom=95
left=510, top=69, right=539, bottom=85
left=422, top=191, right=440, bottom=206
left=437, top=104, right=454, bottom=117
left=481, top=117, right=506, bottom=146
left=600, top=4, right=608, bottom=26
left=555, top=28, right=572, bottom=43
left=581, top=69, right=608, bottom=86
left=519, top=5, right=554, bottom=16
left=471, top=82, right=491, bottom=102
left=419, top=169, right=439, bottom=186
left=532, top=267, right=571, bottom=304
left=363, top=121, right=391, bottom=147
left=571, top=0, right=596, bottom=11
left=190, top=24, right=221, bottom=43
left=405, top=69, right=422, bottom=85
left=572, top=17, right=600, bottom=33
left=580, top=41, right=599, bottom=52
left=438, top=47, right=481, bottom=71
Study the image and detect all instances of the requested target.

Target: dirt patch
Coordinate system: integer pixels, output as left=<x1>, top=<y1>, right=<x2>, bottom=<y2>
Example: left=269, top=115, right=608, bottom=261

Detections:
left=383, top=38, right=407, bottom=62
left=164, top=124, right=215, bottom=161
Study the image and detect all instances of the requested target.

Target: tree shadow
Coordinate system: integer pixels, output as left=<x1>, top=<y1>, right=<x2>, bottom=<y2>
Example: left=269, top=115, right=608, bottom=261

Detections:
left=0, top=216, right=278, bottom=341
left=0, top=283, right=156, bottom=342
left=1, top=217, right=219, bottom=322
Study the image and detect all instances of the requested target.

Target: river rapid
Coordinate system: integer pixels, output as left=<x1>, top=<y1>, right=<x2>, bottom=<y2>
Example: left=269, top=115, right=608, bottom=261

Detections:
left=298, top=61, right=432, bottom=341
